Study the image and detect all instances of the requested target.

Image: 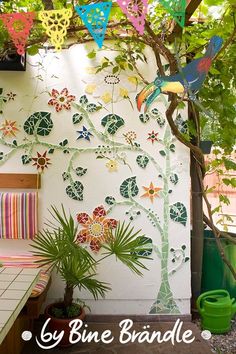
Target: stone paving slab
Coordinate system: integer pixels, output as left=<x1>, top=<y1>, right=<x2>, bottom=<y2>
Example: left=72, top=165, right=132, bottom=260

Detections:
left=24, top=321, right=212, bottom=354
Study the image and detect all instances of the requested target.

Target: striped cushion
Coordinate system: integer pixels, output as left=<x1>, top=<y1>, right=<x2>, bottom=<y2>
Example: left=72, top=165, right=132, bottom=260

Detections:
left=0, top=192, right=38, bottom=239
left=0, top=253, right=51, bottom=298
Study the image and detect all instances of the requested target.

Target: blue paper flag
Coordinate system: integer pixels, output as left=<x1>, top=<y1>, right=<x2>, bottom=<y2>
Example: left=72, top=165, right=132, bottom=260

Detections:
left=75, top=2, right=112, bottom=48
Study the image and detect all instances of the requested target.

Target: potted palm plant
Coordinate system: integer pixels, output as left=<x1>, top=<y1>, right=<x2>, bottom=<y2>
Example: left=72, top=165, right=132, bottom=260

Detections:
left=31, top=205, right=151, bottom=347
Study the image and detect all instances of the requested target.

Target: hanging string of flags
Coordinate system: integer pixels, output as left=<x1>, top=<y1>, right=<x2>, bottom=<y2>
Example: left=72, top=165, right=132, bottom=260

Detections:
left=0, top=0, right=186, bottom=54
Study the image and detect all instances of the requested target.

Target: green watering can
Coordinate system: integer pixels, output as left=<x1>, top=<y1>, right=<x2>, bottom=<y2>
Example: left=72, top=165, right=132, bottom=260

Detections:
left=197, top=289, right=236, bottom=334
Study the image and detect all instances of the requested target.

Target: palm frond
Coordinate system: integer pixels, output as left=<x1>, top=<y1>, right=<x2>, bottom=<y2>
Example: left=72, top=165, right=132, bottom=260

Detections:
left=102, top=221, right=151, bottom=276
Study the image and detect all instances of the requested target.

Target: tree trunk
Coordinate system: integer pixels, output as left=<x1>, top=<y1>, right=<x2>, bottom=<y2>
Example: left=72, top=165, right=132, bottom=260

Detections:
left=64, top=282, right=73, bottom=307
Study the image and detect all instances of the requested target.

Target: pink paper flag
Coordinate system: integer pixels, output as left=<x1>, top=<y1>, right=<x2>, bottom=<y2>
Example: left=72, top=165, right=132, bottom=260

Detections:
left=0, top=12, right=35, bottom=55
left=117, top=0, right=148, bottom=35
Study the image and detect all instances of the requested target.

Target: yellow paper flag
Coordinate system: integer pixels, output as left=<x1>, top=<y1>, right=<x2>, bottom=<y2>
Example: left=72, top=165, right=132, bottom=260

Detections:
left=38, top=9, right=72, bottom=51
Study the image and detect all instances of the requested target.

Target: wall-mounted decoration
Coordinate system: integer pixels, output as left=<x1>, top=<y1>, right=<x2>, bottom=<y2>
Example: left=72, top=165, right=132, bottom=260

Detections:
left=147, top=130, right=159, bottom=144
left=117, top=0, right=148, bottom=34
left=0, top=120, right=19, bottom=137
left=32, top=151, right=51, bottom=172
left=75, top=2, right=112, bottom=48
left=77, top=126, right=93, bottom=141
left=76, top=205, right=117, bottom=252
left=137, top=36, right=223, bottom=111
left=48, top=88, right=76, bottom=112
left=38, top=9, right=72, bottom=51
left=0, top=49, right=190, bottom=316
left=0, top=12, right=35, bottom=55
left=141, top=182, right=161, bottom=203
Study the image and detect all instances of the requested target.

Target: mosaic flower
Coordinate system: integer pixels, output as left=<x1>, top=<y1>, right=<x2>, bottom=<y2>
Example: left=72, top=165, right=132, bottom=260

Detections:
left=141, top=182, right=162, bottom=203
left=123, top=131, right=137, bottom=145
left=32, top=151, right=51, bottom=172
left=76, top=205, right=117, bottom=252
left=147, top=130, right=159, bottom=144
left=82, top=65, right=140, bottom=104
left=6, top=92, right=16, bottom=101
left=0, top=120, right=19, bottom=137
left=77, top=126, right=93, bottom=141
left=106, top=159, right=118, bottom=172
left=48, top=88, right=75, bottom=112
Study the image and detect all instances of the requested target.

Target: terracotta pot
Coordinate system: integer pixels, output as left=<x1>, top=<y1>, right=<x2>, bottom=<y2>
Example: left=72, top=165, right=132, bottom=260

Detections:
left=45, top=302, right=86, bottom=347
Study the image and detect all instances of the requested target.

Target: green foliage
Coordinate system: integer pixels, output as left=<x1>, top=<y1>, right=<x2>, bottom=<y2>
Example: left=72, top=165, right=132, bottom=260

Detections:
left=31, top=206, right=150, bottom=312
left=24, top=112, right=53, bottom=136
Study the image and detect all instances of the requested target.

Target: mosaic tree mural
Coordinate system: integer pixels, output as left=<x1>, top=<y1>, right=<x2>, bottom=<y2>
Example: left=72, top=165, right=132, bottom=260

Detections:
left=0, top=61, right=189, bottom=314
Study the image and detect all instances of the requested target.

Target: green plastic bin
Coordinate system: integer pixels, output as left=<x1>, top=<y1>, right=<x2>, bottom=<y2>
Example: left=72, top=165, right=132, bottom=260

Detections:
left=201, top=230, right=236, bottom=298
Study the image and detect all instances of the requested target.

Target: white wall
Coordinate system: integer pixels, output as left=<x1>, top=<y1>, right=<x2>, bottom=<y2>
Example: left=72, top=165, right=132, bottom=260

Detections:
left=0, top=43, right=191, bottom=315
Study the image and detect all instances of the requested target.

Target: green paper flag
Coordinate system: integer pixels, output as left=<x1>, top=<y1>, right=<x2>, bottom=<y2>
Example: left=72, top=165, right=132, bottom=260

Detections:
left=159, top=0, right=186, bottom=28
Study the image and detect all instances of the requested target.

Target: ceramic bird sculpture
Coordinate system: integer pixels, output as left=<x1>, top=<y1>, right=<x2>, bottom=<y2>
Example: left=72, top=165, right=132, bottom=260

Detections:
left=137, top=36, right=223, bottom=112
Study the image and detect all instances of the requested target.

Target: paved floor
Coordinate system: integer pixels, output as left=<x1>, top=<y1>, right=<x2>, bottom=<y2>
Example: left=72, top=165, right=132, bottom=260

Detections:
left=23, top=320, right=212, bottom=353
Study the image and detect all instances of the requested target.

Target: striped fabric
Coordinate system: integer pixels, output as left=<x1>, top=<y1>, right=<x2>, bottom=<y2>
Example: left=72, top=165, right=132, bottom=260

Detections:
left=0, top=253, right=51, bottom=298
left=0, top=192, right=38, bottom=239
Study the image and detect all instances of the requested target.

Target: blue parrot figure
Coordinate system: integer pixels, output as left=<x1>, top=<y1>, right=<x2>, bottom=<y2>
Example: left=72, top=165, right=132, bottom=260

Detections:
left=137, top=36, right=223, bottom=112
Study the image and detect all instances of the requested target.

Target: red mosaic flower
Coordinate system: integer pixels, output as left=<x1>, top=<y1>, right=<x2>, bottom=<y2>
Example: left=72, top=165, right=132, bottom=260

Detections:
left=76, top=205, right=118, bottom=253
left=147, top=130, right=159, bottom=144
left=48, top=88, right=76, bottom=112
left=32, top=151, right=51, bottom=172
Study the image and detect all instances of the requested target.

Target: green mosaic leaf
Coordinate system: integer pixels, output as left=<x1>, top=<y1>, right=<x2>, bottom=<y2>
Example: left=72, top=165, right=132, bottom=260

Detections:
left=159, top=150, right=166, bottom=156
left=170, top=173, right=179, bottom=185
left=24, top=112, right=53, bottom=136
left=0, top=152, right=3, bottom=161
left=101, top=114, right=125, bottom=135
left=120, top=176, right=139, bottom=199
left=62, top=172, right=70, bottom=181
left=66, top=181, right=83, bottom=201
left=139, top=113, right=150, bottom=123
left=12, top=140, right=17, bottom=146
left=48, top=148, right=54, bottom=154
left=133, top=236, right=153, bottom=257
left=136, top=155, right=149, bottom=168
left=72, top=113, right=84, bottom=124
left=21, top=155, right=32, bottom=165
left=79, top=95, right=88, bottom=105
left=75, top=167, right=87, bottom=177
left=170, top=144, right=175, bottom=152
left=105, top=196, right=116, bottom=205
left=59, top=139, right=68, bottom=147
left=86, top=103, right=97, bottom=112
left=169, top=202, right=187, bottom=226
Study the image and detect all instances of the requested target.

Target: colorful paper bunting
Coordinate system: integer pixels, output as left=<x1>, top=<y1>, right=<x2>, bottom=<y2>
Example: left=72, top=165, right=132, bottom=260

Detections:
left=38, top=9, right=72, bottom=51
left=0, top=12, right=35, bottom=55
left=117, top=0, right=148, bottom=35
left=159, top=0, right=187, bottom=28
left=75, top=2, right=112, bottom=49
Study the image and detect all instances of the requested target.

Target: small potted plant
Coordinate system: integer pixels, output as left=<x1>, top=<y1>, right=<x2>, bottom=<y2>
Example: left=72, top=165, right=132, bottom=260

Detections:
left=31, top=205, right=151, bottom=347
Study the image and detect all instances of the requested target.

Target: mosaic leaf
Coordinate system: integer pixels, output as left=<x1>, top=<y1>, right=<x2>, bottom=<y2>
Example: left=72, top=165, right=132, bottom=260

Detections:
left=48, top=148, right=54, bottom=154
left=0, top=152, right=3, bottom=161
left=133, top=236, right=153, bottom=256
left=139, top=113, right=150, bottom=123
left=170, top=144, right=175, bottom=152
left=21, top=154, right=32, bottom=165
left=101, top=114, right=125, bottom=135
left=105, top=196, right=116, bottom=205
left=86, top=103, right=97, bottom=112
left=169, top=202, right=187, bottom=226
left=120, top=176, right=139, bottom=199
left=59, top=139, right=68, bottom=147
left=62, top=172, right=70, bottom=181
left=136, top=155, right=149, bottom=169
left=159, top=150, right=166, bottom=156
left=75, top=167, right=87, bottom=177
left=24, top=111, right=53, bottom=136
left=66, top=181, right=83, bottom=201
left=72, top=113, right=84, bottom=124
left=170, top=173, right=179, bottom=185
left=79, top=95, right=88, bottom=105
